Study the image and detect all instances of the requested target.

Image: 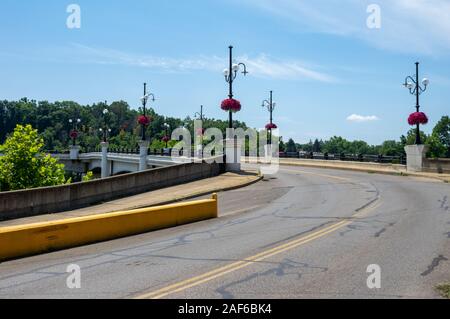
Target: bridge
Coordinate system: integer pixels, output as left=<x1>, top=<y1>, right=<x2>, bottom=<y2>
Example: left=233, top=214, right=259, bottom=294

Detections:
left=54, top=151, right=185, bottom=176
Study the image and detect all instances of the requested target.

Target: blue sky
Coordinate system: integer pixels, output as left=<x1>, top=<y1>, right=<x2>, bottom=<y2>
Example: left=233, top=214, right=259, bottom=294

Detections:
left=0, top=0, right=449, bottom=144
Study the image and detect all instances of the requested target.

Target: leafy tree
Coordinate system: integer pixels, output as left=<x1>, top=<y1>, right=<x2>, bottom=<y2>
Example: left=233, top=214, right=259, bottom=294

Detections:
left=379, top=140, right=405, bottom=156
left=312, top=139, right=322, bottom=152
left=404, top=128, right=428, bottom=146
left=0, top=124, right=67, bottom=191
left=431, top=116, right=450, bottom=157
left=286, top=138, right=297, bottom=152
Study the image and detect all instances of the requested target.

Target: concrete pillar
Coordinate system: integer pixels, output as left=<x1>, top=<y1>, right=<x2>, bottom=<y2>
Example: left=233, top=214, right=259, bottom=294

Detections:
left=139, top=140, right=149, bottom=171
left=101, top=142, right=109, bottom=178
left=225, top=138, right=242, bottom=172
left=196, top=144, right=203, bottom=160
left=404, top=144, right=429, bottom=172
left=264, top=144, right=273, bottom=161
left=69, top=145, right=80, bottom=160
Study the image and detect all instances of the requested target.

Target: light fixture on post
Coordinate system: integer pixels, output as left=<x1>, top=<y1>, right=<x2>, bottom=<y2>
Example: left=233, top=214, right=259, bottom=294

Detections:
left=262, top=90, right=277, bottom=146
left=162, top=122, right=170, bottom=148
left=222, top=45, right=248, bottom=132
left=402, top=62, right=430, bottom=173
left=139, top=82, right=155, bottom=141
left=403, top=62, right=429, bottom=145
left=68, top=118, right=81, bottom=146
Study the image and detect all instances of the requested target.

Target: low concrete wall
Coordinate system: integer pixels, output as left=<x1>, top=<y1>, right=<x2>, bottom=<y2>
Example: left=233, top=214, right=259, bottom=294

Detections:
left=0, top=194, right=218, bottom=262
left=423, top=158, right=450, bottom=174
left=272, top=157, right=406, bottom=172
left=0, top=161, right=224, bottom=221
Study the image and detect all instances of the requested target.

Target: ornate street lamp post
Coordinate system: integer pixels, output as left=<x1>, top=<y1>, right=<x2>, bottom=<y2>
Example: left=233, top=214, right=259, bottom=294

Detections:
left=139, top=82, right=155, bottom=141
left=99, top=109, right=111, bottom=143
left=194, top=105, right=205, bottom=154
left=163, top=122, right=170, bottom=148
left=403, top=62, right=430, bottom=145
left=262, top=90, right=277, bottom=145
left=223, top=45, right=248, bottom=131
left=194, top=105, right=204, bottom=123
left=68, top=118, right=81, bottom=146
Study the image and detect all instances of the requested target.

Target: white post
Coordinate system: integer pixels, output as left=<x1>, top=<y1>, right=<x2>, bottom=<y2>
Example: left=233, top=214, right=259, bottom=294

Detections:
left=101, top=142, right=109, bottom=178
left=139, top=140, right=149, bottom=171
left=225, top=138, right=242, bottom=172
left=264, top=144, right=273, bottom=161
left=404, top=144, right=429, bottom=172
left=69, top=145, right=80, bottom=160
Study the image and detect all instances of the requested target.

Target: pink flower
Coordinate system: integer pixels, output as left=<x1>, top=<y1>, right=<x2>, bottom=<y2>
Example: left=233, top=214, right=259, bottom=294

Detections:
left=69, top=130, right=78, bottom=139
left=408, top=112, right=429, bottom=125
left=196, top=128, right=206, bottom=136
left=221, top=98, right=242, bottom=113
left=137, top=115, right=152, bottom=126
left=265, top=123, right=278, bottom=130
left=162, top=136, right=170, bottom=143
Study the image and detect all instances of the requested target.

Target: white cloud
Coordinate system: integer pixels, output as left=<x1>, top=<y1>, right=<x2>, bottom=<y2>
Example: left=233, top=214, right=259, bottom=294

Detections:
left=68, top=44, right=335, bottom=82
left=347, top=114, right=379, bottom=122
left=239, top=0, right=450, bottom=55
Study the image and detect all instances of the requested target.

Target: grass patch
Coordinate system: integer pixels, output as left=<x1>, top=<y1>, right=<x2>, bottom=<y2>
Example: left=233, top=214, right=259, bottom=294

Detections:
left=436, top=284, right=450, bottom=299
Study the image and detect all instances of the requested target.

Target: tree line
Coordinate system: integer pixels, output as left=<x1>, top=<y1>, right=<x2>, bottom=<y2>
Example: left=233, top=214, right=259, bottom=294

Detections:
left=1, top=98, right=448, bottom=158
left=281, top=116, right=449, bottom=158
left=0, top=98, right=248, bottom=152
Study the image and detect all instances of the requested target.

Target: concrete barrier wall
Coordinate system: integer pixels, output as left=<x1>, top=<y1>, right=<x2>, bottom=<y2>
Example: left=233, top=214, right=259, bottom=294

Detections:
left=423, top=158, right=450, bottom=174
left=273, top=157, right=406, bottom=172
left=0, top=194, right=218, bottom=262
left=0, top=161, right=224, bottom=221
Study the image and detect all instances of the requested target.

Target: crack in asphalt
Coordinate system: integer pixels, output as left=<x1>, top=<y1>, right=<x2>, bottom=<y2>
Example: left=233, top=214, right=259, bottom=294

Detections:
left=438, top=196, right=449, bottom=211
left=215, top=258, right=328, bottom=299
left=421, top=255, right=448, bottom=276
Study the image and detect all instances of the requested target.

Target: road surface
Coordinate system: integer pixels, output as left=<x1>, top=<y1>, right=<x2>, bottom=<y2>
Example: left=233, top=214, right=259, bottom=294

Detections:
left=0, top=165, right=449, bottom=299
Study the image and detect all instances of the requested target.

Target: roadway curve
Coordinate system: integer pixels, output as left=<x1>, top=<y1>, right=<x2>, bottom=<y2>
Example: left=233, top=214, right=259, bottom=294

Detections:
left=0, top=165, right=449, bottom=299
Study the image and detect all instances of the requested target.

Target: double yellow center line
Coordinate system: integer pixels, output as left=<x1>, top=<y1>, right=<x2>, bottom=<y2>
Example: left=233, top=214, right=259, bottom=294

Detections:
left=135, top=196, right=381, bottom=299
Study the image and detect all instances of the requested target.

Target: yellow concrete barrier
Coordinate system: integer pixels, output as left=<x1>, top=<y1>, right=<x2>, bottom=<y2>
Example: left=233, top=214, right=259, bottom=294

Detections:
left=0, top=193, right=218, bottom=262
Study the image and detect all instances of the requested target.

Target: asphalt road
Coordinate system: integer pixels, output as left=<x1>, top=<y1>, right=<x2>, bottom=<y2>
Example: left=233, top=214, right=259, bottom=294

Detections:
left=0, top=165, right=449, bottom=299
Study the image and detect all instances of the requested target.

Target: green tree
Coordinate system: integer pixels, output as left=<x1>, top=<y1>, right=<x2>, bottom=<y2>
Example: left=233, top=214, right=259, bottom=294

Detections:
left=286, top=138, right=297, bottom=152
left=431, top=116, right=450, bottom=157
left=379, top=140, right=405, bottom=156
left=0, top=124, right=67, bottom=191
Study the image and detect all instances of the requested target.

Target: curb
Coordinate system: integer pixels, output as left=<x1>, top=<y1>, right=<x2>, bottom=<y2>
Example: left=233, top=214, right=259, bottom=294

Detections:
left=0, top=195, right=219, bottom=262
left=278, top=162, right=449, bottom=183
left=137, top=173, right=264, bottom=209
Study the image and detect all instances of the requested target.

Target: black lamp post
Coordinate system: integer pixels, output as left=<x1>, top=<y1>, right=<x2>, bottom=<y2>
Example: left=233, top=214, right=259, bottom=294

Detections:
left=195, top=105, right=206, bottom=154
left=223, top=45, right=248, bottom=131
left=403, top=62, right=429, bottom=145
left=69, top=118, right=81, bottom=146
left=163, top=122, right=170, bottom=148
left=194, top=105, right=204, bottom=122
left=262, top=90, right=276, bottom=145
left=140, top=82, right=155, bottom=141
left=99, top=108, right=111, bottom=143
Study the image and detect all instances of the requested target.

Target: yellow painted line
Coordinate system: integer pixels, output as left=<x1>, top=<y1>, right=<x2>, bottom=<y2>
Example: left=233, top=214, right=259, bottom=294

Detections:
left=135, top=200, right=382, bottom=299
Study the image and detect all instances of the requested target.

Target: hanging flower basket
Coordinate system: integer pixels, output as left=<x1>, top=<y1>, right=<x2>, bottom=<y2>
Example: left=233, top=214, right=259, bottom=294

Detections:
left=265, top=123, right=278, bottom=130
left=196, top=128, right=206, bottom=136
left=69, top=130, right=78, bottom=139
left=161, top=136, right=170, bottom=143
left=221, top=98, right=242, bottom=113
left=137, top=115, right=152, bottom=126
left=408, top=112, right=428, bottom=126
